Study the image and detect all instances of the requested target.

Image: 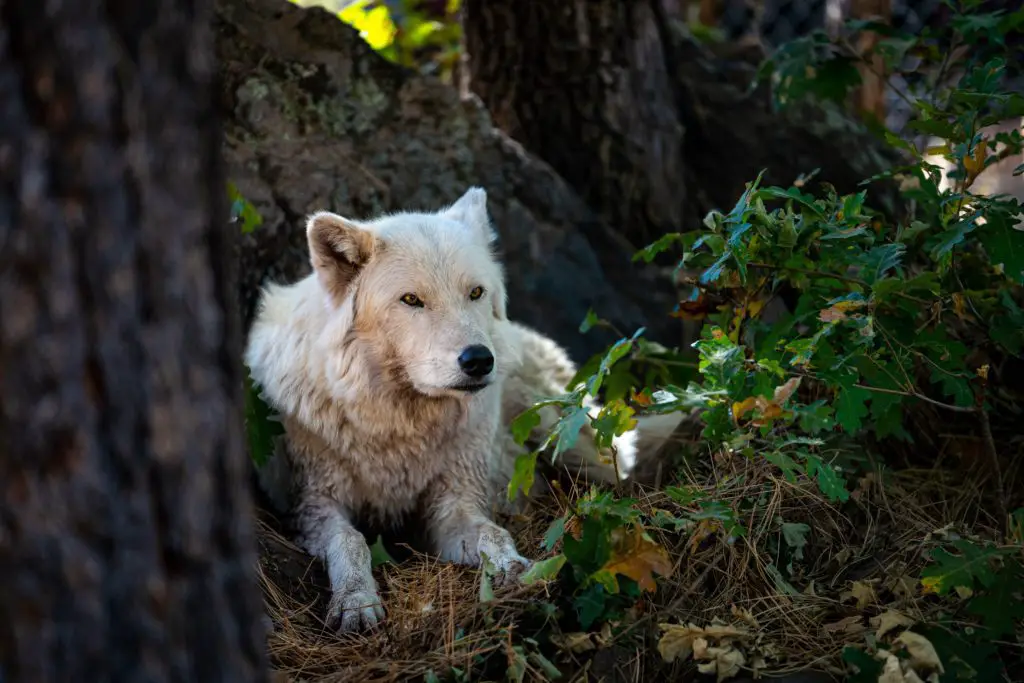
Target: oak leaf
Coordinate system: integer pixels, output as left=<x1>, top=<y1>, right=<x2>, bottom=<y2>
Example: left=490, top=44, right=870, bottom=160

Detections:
left=600, top=525, right=673, bottom=592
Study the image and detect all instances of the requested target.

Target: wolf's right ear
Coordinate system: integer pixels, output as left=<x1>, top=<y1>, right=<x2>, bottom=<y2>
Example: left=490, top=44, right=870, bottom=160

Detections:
left=307, top=211, right=377, bottom=304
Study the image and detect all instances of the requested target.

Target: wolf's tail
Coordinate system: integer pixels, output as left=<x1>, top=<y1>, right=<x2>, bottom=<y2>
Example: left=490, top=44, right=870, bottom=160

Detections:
left=554, top=408, right=693, bottom=487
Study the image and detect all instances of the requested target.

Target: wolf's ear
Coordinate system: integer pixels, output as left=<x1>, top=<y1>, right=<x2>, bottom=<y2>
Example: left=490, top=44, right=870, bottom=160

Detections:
left=442, top=186, right=498, bottom=244
left=307, top=211, right=377, bottom=303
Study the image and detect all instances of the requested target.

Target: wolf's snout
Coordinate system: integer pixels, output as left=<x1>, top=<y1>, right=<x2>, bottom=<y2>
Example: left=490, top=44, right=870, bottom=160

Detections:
left=457, top=345, right=494, bottom=378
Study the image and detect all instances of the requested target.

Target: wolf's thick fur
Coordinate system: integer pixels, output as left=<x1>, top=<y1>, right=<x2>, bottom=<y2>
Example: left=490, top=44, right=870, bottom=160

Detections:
left=244, top=188, right=683, bottom=632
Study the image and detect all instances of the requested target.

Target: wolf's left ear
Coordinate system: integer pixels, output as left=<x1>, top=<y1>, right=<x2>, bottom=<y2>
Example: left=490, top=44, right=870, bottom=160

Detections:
left=442, top=186, right=498, bottom=245
left=307, top=211, right=378, bottom=304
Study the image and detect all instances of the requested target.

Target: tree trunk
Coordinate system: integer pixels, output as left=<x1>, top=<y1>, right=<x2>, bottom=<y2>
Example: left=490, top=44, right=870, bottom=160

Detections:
left=0, top=1, right=269, bottom=682
left=463, top=0, right=688, bottom=247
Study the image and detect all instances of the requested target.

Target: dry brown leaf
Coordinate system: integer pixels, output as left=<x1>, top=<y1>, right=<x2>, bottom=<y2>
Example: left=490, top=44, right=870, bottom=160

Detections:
left=819, top=298, right=866, bottom=323
left=657, top=622, right=749, bottom=665
left=550, top=632, right=596, bottom=653
left=872, top=610, right=915, bottom=640
left=878, top=652, right=906, bottom=683
left=841, top=580, right=879, bottom=609
left=730, top=605, right=760, bottom=629
left=886, top=574, right=919, bottom=600
left=773, top=376, right=802, bottom=403
left=693, top=637, right=746, bottom=682
left=658, top=623, right=701, bottom=663
left=823, top=615, right=867, bottom=634
left=687, top=518, right=721, bottom=555
left=601, top=525, right=673, bottom=592
left=877, top=651, right=927, bottom=683
left=897, top=631, right=945, bottom=675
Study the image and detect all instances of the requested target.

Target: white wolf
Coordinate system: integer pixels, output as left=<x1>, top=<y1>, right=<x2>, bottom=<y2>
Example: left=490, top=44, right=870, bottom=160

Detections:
left=244, top=187, right=683, bottom=632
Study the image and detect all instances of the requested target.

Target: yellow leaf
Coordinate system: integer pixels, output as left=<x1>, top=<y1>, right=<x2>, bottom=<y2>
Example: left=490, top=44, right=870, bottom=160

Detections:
left=338, top=1, right=397, bottom=50
left=962, top=137, right=988, bottom=188
left=919, top=575, right=941, bottom=595
left=746, top=297, right=767, bottom=319
left=600, top=525, right=673, bottom=592
left=732, top=396, right=760, bottom=423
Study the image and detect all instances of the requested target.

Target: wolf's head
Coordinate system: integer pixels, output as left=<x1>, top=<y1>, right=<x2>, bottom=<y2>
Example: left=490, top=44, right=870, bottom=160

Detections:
left=307, top=187, right=509, bottom=399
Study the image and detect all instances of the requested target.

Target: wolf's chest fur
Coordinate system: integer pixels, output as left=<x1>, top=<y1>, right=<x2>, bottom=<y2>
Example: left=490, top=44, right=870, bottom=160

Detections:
left=281, top=387, right=501, bottom=521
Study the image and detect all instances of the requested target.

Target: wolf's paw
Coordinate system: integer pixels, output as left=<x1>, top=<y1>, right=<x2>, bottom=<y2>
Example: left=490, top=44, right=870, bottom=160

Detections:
left=326, top=588, right=385, bottom=633
left=478, top=525, right=532, bottom=586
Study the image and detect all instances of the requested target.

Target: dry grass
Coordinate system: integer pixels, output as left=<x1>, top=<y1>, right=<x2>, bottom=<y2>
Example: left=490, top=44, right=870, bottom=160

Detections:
left=256, top=442, right=1012, bottom=683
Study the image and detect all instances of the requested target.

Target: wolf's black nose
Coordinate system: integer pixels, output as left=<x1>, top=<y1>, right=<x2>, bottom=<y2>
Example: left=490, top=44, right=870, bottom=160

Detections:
left=458, top=345, right=494, bottom=378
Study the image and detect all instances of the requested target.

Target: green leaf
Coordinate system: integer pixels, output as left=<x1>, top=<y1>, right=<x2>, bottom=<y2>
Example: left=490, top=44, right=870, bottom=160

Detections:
left=979, top=213, right=1024, bottom=284
left=634, top=232, right=684, bottom=263
left=243, top=369, right=284, bottom=468
left=369, top=535, right=396, bottom=568
left=519, top=554, right=567, bottom=585
left=507, top=451, right=538, bottom=502
left=931, top=211, right=980, bottom=261
left=574, top=584, right=608, bottom=630
left=586, top=328, right=644, bottom=395
left=528, top=652, right=563, bottom=680
left=579, top=309, right=600, bottom=334
left=920, top=540, right=1009, bottom=595
left=842, top=645, right=883, bottom=683
left=781, top=522, right=810, bottom=562
left=804, top=454, right=850, bottom=502
left=835, top=383, right=872, bottom=434
left=551, top=405, right=591, bottom=461
left=765, top=450, right=803, bottom=483
left=227, top=181, right=264, bottom=234
left=510, top=407, right=542, bottom=446
left=966, top=560, right=1024, bottom=637
left=859, top=243, right=905, bottom=284
left=478, top=553, right=497, bottom=603
left=543, top=516, right=567, bottom=552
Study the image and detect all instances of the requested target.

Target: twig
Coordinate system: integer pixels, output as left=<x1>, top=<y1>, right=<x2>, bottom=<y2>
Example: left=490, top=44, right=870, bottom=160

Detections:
left=852, top=382, right=976, bottom=413
left=978, top=408, right=1008, bottom=534
left=747, top=262, right=932, bottom=305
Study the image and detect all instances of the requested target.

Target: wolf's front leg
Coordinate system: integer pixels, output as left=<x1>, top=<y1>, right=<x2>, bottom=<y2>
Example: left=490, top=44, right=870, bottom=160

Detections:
left=296, top=495, right=385, bottom=632
left=426, top=488, right=531, bottom=585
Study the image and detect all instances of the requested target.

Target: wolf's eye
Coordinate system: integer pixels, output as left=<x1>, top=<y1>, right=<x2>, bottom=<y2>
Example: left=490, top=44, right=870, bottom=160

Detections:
left=468, top=286, right=485, bottom=301
left=400, top=293, right=424, bottom=307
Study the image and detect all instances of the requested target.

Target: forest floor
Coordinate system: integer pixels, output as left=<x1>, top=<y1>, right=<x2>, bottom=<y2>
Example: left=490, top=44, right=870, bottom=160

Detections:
left=255, top=423, right=1019, bottom=683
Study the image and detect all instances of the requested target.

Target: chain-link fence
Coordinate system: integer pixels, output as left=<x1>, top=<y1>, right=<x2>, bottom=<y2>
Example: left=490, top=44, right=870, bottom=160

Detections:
left=713, top=0, right=952, bottom=45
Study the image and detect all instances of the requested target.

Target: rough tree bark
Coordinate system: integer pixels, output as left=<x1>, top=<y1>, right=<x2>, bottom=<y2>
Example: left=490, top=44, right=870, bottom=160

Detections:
left=0, top=2, right=269, bottom=682
left=463, top=0, right=688, bottom=248
left=463, top=0, right=900, bottom=246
